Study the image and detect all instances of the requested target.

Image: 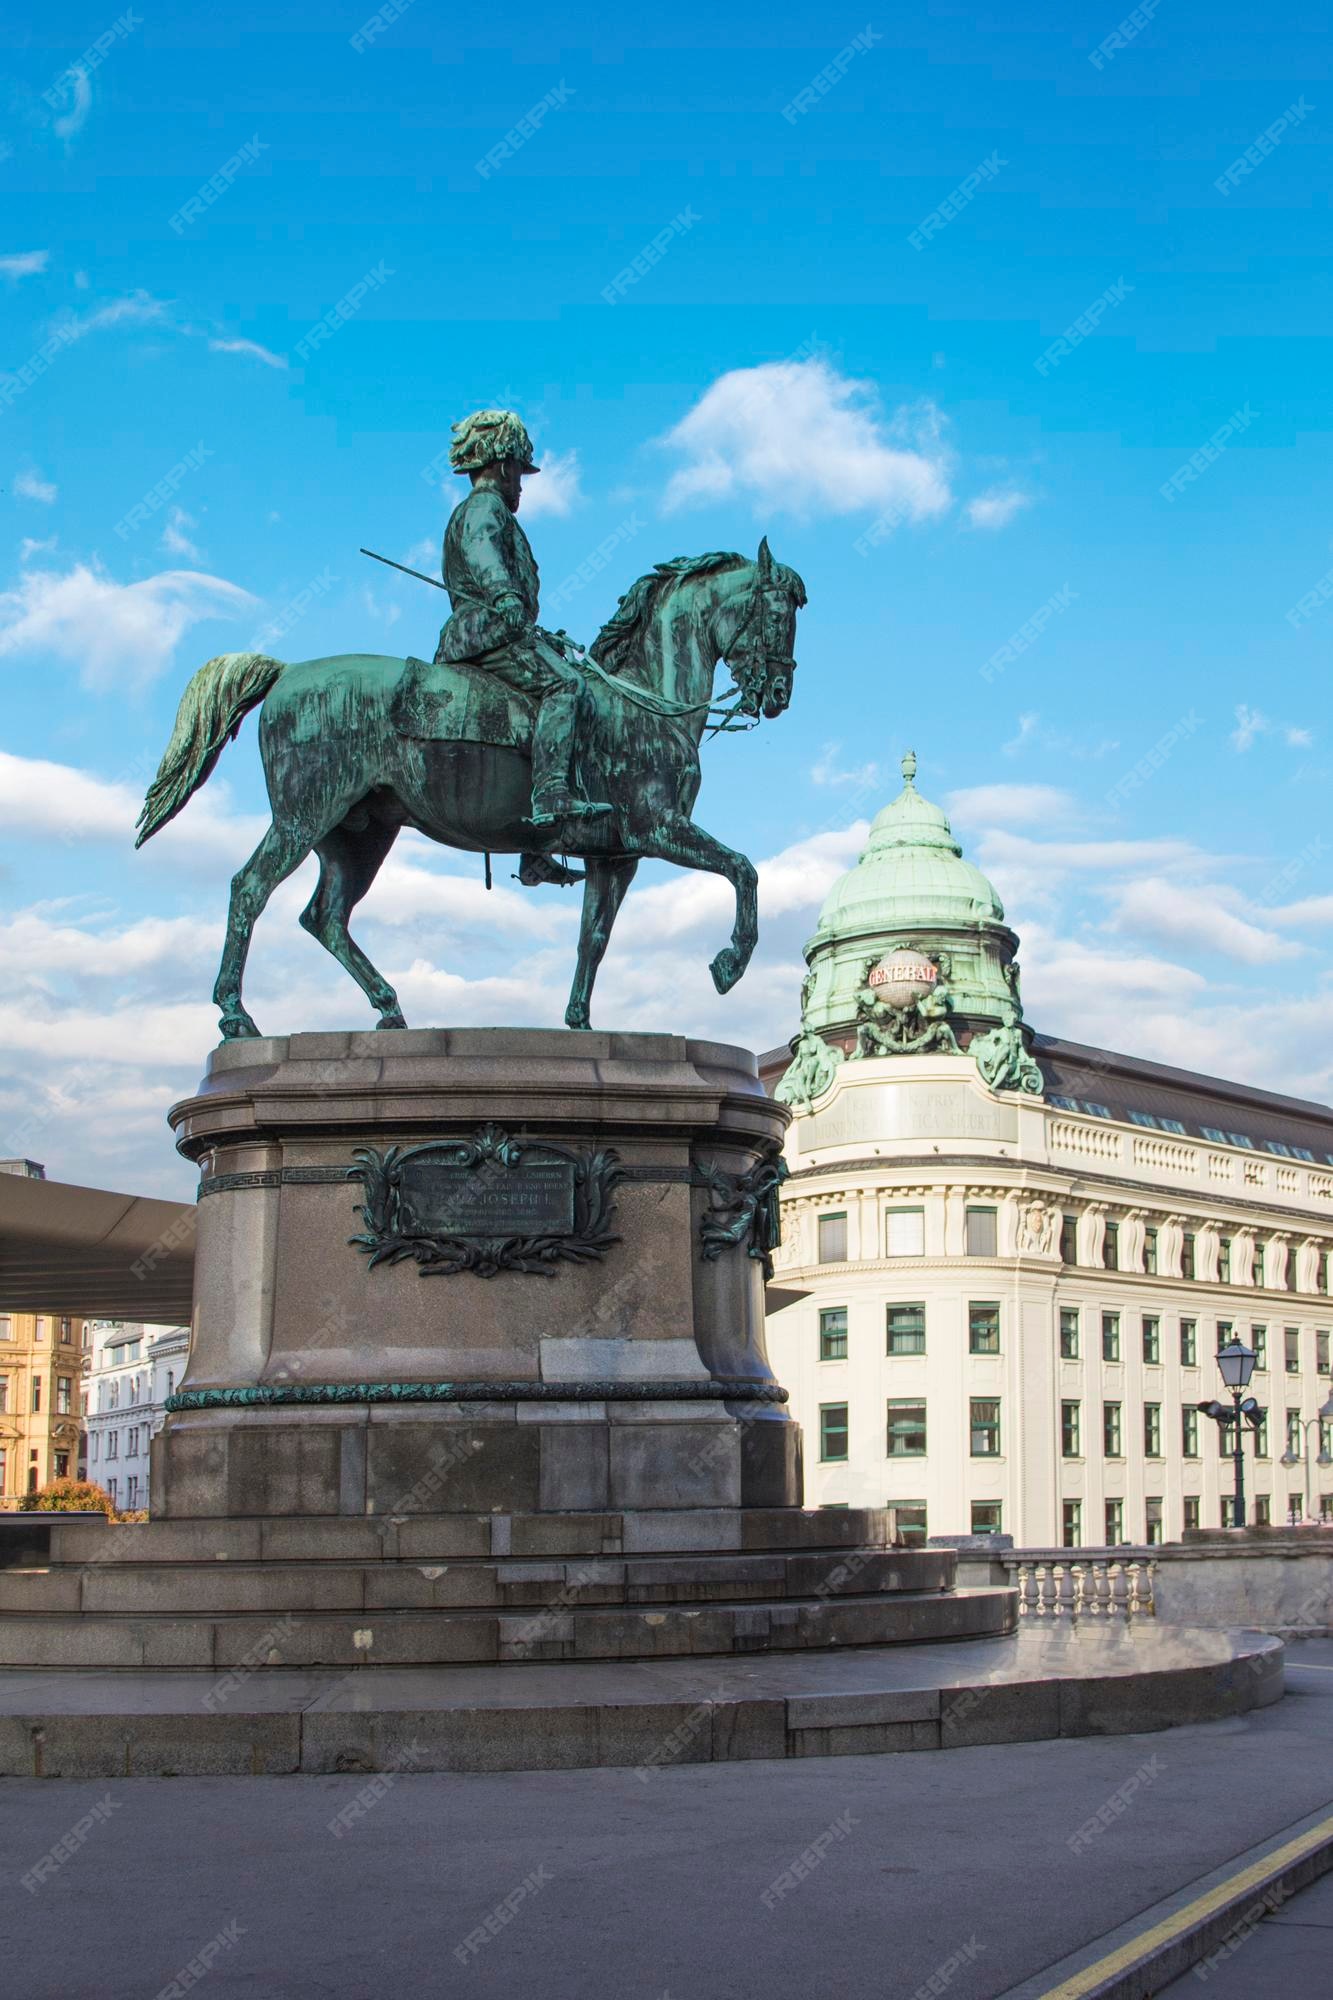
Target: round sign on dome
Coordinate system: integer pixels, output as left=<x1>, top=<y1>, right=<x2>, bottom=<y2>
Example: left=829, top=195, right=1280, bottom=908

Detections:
left=867, top=951, right=937, bottom=1011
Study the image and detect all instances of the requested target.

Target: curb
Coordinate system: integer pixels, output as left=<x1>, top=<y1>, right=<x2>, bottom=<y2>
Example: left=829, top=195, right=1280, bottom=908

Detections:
left=998, top=1800, right=1333, bottom=1999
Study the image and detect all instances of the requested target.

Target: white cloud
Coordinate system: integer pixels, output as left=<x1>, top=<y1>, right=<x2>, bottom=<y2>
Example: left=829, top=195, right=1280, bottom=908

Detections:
left=520, top=449, right=582, bottom=519
left=14, top=468, right=57, bottom=504
left=1002, top=712, right=1041, bottom=756
left=0, top=749, right=265, bottom=861
left=0, top=560, right=256, bottom=692
left=208, top=336, right=288, bottom=370
left=161, top=508, right=202, bottom=559
left=0, top=251, right=49, bottom=281
left=979, top=830, right=1204, bottom=876
left=964, top=488, right=1031, bottom=531
left=52, top=69, right=93, bottom=140
left=660, top=359, right=954, bottom=521
left=1108, top=877, right=1303, bottom=965
left=811, top=743, right=879, bottom=789
left=19, top=536, right=57, bottom=562
left=52, top=289, right=170, bottom=344
left=946, top=783, right=1074, bottom=829
left=1232, top=703, right=1312, bottom=751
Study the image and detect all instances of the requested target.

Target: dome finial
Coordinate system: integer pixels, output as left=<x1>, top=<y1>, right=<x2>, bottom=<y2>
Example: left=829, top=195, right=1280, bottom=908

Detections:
left=901, top=749, right=917, bottom=787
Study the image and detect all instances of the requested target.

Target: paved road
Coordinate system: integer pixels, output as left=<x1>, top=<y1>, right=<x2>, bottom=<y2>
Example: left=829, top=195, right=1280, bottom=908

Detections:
left=5, top=1639, right=1333, bottom=2000
left=1157, top=1868, right=1333, bottom=1996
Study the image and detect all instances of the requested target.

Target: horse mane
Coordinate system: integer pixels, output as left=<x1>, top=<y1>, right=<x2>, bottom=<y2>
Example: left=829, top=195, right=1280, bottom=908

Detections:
left=588, top=551, right=747, bottom=676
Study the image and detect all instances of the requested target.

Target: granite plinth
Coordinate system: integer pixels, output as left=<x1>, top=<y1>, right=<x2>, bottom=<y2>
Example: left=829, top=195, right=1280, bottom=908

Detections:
left=156, top=1029, right=799, bottom=1519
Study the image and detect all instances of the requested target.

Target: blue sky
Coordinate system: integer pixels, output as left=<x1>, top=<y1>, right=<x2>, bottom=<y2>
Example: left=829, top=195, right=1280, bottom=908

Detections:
left=2, top=0, right=1332, bottom=1193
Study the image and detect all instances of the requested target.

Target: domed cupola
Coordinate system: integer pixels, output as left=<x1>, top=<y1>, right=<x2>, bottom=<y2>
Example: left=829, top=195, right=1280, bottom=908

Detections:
left=777, top=752, right=1044, bottom=1106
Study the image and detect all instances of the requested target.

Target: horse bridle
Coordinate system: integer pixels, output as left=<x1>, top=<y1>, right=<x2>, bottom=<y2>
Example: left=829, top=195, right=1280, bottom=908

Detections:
left=722, top=567, right=797, bottom=718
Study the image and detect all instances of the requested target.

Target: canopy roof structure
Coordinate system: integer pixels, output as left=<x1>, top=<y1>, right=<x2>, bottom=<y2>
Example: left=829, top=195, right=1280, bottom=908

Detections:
left=0, top=1170, right=195, bottom=1322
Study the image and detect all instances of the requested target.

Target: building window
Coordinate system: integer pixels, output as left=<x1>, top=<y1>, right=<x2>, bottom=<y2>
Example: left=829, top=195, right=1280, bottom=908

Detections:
left=1142, top=1316, right=1160, bottom=1365
left=35, top=1317, right=46, bottom=1341
left=886, top=1304, right=926, bottom=1356
left=1181, top=1232, right=1196, bottom=1280
left=59, top=1316, right=71, bottom=1340
left=1321, top=1494, right=1333, bottom=1523
left=819, top=1404, right=849, bottom=1462
left=1144, top=1226, right=1158, bottom=1275
left=1061, top=1401, right=1081, bottom=1458
left=1103, top=1220, right=1119, bottom=1271
left=109, top=1381, right=119, bottom=1410
left=1180, top=1319, right=1198, bottom=1368
left=1252, top=1325, right=1268, bottom=1370
left=886, top=1400, right=927, bottom=1457
left=968, top=1303, right=1000, bottom=1355
left=1253, top=1244, right=1266, bottom=1288
left=91, top=1433, right=99, bottom=1462
left=1318, top=1331, right=1330, bottom=1376
left=1062, top=1500, right=1082, bottom=1548
left=1254, top=1494, right=1271, bottom=1525
left=127, top=1476, right=139, bottom=1508
left=969, top=1398, right=1001, bottom=1457
left=54, top=1450, right=69, bottom=1478
left=55, top=1375, right=72, bottom=1415
left=1143, top=1403, right=1162, bottom=1457
left=0, top=1379, right=6, bottom=1413
left=0, top=1316, right=10, bottom=1340
left=31, top=1376, right=41, bottom=1413
left=1321, top=1417, right=1333, bottom=1459
left=1285, top=1328, right=1301, bottom=1374
left=0, top=1445, right=5, bottom=1492
left=1219, top=1237, right=1232, bottom=1284
left=1104, top=1498, right=1125, bottom=1545
left=1060, top=1213, right=1078, bottom=1264
left=1319, top=1253, right=1330, bottom=1297
left=1102, top=1313, right=1121, bottom=1363
left=106, top=1432, right=118, bottom=1460
left=1183, top=1495, right=1201, bottom=1532
left=1103, top=1401, right=1123, bottom=1457
left=1145, top=1497, right=1164, bottom=1547
left=1286, top=1408, right=1303, bottom=1457
left=965, top=1207, right=997, bottom=1257
left=1287, top=1247, right=1300, bottom=1294
left=818, top=1308, right=847, bottom=1362
left=890, top=1502, right=928, bottom=1548
left=1253, top=1409, right=1269, bottom=1459
left=1182, top=1407, right=1200, bottom=1458
left=970, top=1502, right=1003, bottom=1536
left=817, top=1213, right=847, bottom=1264
left=885, top=1208, right=925, bottom=1257
left=1059, top=1308, right=1080, bottom=1360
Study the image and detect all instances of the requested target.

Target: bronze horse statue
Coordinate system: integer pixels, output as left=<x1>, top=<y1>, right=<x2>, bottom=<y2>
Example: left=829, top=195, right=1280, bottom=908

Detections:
left=137, top=542, right=806, bottom=1039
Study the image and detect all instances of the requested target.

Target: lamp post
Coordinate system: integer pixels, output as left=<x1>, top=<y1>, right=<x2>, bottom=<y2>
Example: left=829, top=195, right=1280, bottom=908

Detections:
left=1198, top=1339, right=1259, bottom=1529
left=1279, top=1390, right=1333, bottom=1522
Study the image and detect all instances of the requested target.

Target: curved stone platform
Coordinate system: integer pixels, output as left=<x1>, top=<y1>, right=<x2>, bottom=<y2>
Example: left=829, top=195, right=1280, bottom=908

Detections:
left=0, top=1625, right=1283, bottom=1778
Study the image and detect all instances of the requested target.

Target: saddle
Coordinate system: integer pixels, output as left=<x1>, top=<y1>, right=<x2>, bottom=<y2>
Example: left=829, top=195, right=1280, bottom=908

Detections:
left=392, top=656, right=536, bottom=753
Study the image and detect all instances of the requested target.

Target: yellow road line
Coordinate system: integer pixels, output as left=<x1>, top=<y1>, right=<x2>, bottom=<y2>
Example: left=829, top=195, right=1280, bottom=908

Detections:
left=1035, top=1812, right=1333, bottom=1999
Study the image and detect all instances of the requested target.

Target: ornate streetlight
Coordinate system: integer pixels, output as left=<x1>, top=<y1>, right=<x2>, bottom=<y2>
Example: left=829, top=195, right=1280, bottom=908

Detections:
left=1279, top=1390, right=1333, bottom=1522
left=1197, top=1339, right=1261, bottom=1528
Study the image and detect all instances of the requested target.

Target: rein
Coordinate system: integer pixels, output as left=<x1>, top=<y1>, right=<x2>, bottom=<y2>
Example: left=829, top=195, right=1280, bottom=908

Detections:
left=576, top=564, right=782, bottom=736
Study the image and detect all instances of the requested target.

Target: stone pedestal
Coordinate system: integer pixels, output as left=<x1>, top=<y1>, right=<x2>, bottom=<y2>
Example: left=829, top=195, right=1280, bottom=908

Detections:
left=154, top=1029, right=800, bottom=1523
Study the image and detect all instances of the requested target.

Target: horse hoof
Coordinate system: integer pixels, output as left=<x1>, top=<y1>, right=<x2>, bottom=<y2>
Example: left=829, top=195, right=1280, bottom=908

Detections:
left=564, top=1009, right=591, bottom=1031
left=709, top=949, right=741, bottom=995
left=376, top=1010, right=407, bottom=1031
left=219, top=1012, right=260, bottom=1041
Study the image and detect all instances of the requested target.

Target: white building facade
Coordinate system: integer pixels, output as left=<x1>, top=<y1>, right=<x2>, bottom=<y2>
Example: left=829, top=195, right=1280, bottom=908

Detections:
left=84, top=1322, right=189, bottom=1514
left=763, top=757, right=1333, bottom=1547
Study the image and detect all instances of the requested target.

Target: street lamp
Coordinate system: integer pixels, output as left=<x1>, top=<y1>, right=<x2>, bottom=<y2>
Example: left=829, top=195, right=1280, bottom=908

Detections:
left=1198, top=1339, right=1260, bottom=1528
left=1279, top=1390, right=1333, bottom=1522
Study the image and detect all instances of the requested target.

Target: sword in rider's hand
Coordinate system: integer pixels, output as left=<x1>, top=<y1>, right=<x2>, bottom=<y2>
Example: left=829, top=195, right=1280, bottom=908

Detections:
left=359, top=547, right=447, bottom=590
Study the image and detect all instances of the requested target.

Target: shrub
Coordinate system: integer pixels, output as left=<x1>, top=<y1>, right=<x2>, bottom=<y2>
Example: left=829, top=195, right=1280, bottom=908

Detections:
left=18, top=1477, right=116, bottom=1517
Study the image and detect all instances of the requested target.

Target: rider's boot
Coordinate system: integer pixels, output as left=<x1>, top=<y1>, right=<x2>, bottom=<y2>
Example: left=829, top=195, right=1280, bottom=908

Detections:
left=519, top=852, right=585, bottom=887
left=528, top=690, right=611, bottom=825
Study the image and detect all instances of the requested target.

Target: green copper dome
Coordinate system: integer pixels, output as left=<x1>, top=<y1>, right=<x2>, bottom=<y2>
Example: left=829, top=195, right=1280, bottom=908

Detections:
left=812, top=751, right=1006, bottom=938
left=780, top=753, right=1043, bottom=1098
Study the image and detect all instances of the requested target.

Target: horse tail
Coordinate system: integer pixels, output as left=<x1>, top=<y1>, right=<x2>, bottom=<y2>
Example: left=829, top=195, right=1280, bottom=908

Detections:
left=135, top=651, right=285, bottom=847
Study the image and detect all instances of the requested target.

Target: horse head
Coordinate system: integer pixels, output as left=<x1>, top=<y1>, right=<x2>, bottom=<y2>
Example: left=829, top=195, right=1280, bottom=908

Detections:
left=723, top=538, right=806, bottom=720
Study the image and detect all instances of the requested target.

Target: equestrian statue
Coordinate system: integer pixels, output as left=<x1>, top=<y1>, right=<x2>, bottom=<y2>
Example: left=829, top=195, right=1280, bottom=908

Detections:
left=136, top=408, right=807, bottom=1040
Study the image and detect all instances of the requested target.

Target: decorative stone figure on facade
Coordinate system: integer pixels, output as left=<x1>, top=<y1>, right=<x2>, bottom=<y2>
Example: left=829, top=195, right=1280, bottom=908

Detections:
left=134, top=409, right=806, bottom=1040
left=775, top=1028, right=844, bottom=1110
left=968, top=1000, right=1044, bottom=1096
left=852, top=950, right=959, bottom=1058
left=1016, top=1198, right=1060, bottom=1257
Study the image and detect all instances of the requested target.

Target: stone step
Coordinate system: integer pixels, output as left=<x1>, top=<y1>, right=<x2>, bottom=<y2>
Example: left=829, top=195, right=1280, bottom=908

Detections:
left=38, top=1506, right=897, bottom=1566
left=0, top=1548, right=951, bottom=1617
left=0, top=1585, right=1016, bottom=1670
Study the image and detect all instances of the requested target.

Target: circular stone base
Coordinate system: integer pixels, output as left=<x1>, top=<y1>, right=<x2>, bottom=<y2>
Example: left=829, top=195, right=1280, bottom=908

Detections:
left=0, top=1626, right=1282, bottom=1778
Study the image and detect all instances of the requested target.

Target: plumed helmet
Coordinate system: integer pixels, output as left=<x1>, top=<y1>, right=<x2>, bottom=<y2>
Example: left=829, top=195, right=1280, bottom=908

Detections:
left=448, top=408, right=540, bottom=475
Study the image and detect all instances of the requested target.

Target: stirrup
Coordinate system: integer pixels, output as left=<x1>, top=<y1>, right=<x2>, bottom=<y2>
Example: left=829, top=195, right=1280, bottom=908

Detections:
left=529, top=792, right=612, bottom=826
